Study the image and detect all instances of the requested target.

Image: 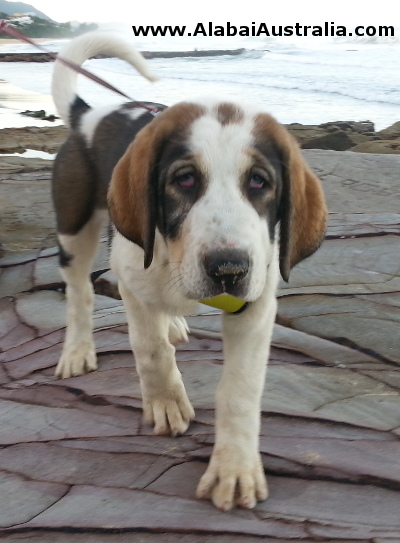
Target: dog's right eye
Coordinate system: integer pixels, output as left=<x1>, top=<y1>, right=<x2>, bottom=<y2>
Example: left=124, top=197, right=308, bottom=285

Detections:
left=249, top=173, right=267, bottom=190
left=174, top=172, right=197, bottom=189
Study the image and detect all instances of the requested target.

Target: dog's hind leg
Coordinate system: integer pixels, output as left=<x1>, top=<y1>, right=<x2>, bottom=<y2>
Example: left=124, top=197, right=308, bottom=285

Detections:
left=55, top=209, right=108, bottom=378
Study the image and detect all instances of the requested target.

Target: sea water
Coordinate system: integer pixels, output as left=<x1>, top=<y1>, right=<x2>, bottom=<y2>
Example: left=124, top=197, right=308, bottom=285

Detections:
left=0, top=34, right=399, bottom=130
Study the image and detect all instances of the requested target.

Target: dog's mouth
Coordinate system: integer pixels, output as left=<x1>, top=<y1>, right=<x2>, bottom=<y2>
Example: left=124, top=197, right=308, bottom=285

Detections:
left=178, top=271, right=251, bottom=302
left=174, top=248, right=257, bottom=302
left=185, top=266, right=252, bottom=302
left=207, top=278, right=249, bottom=298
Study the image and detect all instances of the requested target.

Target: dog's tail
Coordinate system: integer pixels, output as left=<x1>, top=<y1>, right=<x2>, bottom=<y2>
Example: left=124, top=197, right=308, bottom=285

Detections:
left=52, top=31, right=158, bottom=127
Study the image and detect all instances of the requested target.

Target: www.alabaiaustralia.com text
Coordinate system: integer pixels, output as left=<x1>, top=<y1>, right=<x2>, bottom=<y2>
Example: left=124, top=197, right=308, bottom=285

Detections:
left=131, top=21, right=395, bottom=38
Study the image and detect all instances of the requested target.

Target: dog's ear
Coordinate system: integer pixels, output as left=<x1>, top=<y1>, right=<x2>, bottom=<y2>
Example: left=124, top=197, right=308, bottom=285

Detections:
left=278, top=134, right=327, bottom=282
left=108, top=122, right=159, bottom=268
left=108, top=103, right=205, bottom=268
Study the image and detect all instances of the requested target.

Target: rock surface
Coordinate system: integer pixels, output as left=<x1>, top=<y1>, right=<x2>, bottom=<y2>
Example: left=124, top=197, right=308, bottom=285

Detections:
left=0, top=126, right=68, bottom=154
left=1, top=118, right=400, bottom=162
left=287, top=120, right=400, bottom=154
left=0, top=135, right=399, bottom=539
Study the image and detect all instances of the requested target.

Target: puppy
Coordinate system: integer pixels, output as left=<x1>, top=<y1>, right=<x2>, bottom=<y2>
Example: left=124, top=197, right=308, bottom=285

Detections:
left=52, top=31, right=327, bottom=511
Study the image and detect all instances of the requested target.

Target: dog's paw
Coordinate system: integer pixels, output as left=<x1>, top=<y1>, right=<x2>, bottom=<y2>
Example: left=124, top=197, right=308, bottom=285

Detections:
left=196, top=448, right=268, bottom=511
left=168, top=316, right=189, bottom=345
left=55, top=342, right=97, bottom=378
left=142, top=378, right=195, bottom=436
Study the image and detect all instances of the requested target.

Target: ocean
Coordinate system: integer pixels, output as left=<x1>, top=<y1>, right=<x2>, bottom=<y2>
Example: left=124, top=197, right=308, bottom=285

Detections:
left=0, top=33, right=399, bottom=130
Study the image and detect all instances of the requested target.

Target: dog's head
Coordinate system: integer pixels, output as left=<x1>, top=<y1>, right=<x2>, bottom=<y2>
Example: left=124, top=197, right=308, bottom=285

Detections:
left=108, top=100, right=327, bottom=301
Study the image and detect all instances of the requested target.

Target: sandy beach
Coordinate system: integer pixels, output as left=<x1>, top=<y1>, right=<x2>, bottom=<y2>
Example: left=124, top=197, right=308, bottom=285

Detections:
left=0, top=79, right=58, bottom=128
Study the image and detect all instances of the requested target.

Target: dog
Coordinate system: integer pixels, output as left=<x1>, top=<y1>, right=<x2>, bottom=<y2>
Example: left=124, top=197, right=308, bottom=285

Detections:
left=51, top=31, right=327, bottom=511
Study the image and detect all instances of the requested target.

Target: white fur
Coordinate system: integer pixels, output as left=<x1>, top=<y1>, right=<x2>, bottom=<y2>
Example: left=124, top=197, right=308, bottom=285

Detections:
left=56, top=209, right=108, bottom=378
left=52, top=30, right=158, bottom=126
left=177, top=106, right=272, bottom=301
left=197, top=254, right=278, bottom=509
left=126, top=108, right=148, bottom=121
left=54, top=32, right=282, bottom=512
left=111, top=231, right=279, bottom=509
left=80, top=104, right=125, bottom=146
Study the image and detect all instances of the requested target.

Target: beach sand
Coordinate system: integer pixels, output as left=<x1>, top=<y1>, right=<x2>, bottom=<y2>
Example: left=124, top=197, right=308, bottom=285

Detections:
left=0, top=33, right=63, bottom=127
left=0, top=79, right=59, bottom=128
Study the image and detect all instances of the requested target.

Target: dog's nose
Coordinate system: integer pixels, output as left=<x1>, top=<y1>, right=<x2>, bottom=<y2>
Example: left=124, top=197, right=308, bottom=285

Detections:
left=203, top=249, right=250, bottom=290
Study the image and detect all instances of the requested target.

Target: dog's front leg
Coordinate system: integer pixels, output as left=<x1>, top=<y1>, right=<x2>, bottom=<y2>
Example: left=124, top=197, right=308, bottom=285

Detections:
left=196, top=288, right=276, bottom=511
left=119, top=282, right=195, bottom=436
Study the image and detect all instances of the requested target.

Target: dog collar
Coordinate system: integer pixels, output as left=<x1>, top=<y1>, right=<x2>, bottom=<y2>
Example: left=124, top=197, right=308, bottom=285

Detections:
left=200, top=294, right=248, bottom=314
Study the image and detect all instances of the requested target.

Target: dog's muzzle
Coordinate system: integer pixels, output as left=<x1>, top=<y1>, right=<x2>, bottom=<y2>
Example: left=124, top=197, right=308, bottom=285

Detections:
left=203, top=249, right=250, bottom=292
left=199, top=249, right=250, bottom=312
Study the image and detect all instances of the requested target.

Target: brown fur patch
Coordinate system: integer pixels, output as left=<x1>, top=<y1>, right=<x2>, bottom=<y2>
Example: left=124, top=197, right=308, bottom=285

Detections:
left=158, top=147, right=207, bottom=241
left=108, top=103, right=205, bottom=268
left=216, top=103, right=244, bottom=126
left=252, top=114, right=327, bottom=281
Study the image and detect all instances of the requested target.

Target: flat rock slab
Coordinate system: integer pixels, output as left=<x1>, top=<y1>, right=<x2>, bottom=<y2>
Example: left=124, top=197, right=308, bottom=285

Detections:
left=0, top=169, right=57, bottom=252
left=304, top=150, right=400, bottom=213
left=277, top=213, right=400, bottom=364
left=0, top=126, right=67, bottom=154
left=0, top=284, right=399, bottom=539
left=0, top=151, right=400, bottom=540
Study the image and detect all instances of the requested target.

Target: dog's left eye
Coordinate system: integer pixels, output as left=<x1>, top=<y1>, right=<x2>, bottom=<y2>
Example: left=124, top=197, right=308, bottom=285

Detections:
left=175, top=172, right=196, bottom=189
left=248, top=174, right=267, bottom=190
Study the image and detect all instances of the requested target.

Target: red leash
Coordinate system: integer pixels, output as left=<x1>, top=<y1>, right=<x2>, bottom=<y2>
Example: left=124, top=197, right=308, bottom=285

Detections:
left=0, top=20, right=160, bottom=116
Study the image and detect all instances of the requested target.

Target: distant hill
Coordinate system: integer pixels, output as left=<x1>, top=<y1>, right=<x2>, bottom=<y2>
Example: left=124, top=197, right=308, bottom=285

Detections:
left=0, top=1, right=98, bottom=38
left=0, top=0, right=53, bottom=21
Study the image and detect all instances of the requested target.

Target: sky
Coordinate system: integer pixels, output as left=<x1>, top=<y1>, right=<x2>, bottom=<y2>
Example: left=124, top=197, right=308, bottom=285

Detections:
left=29, top=0, right=399, bottom=28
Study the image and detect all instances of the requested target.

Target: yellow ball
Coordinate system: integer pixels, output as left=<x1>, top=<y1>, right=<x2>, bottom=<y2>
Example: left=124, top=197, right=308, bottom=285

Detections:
left=200, top=294, right=246, bottom=313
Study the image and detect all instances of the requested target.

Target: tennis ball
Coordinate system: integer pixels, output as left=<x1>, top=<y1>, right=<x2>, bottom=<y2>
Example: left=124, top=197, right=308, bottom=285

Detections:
left=200, top=294, right=246, bottom=313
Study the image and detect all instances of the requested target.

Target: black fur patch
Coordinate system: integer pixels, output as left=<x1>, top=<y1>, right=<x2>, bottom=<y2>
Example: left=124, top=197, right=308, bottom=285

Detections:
left=156, top=140, right=204, bottom=240
left=52, top=133, right=98, bottom=235
left=249, top=143, right=284, bottom=242
left=70, top=96, right=91, bottom=130
left=58, top=243, right=72, bottom=267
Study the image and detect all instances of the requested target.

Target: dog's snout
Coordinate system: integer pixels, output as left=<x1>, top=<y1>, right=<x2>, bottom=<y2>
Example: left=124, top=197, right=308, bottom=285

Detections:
left=203, top=249, right=250, bottom=290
